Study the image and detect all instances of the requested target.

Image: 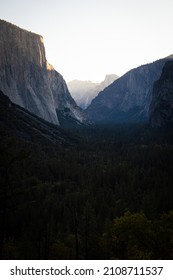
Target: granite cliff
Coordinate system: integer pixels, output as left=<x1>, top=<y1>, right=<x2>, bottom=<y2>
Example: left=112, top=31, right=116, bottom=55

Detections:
left=86, top=56, right=173, bottom=124
left=0, top=20, right=84, bottom=126
left=149, top=60, right=173, bottom=127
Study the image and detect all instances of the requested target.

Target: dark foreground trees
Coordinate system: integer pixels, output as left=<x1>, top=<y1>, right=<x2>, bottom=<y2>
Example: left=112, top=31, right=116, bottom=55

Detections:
left=1, top=124, right=173, bottom=259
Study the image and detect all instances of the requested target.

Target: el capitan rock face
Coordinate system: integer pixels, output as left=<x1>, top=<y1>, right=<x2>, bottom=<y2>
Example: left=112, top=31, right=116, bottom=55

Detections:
left=85, top=56, right=173, bottom=124
left=0, top=20, right=84, bottom=126
left=149, top=60, right=173, bottom=127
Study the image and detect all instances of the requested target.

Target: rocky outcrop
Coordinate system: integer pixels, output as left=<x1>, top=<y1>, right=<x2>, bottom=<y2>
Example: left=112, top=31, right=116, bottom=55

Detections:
left=68, top=74, right=118, bottom=109
left=85, top=56, right=173, bottom=123
left=0, top=20, right=85, bottom=126
left=149, top=60, right=173, bottom=127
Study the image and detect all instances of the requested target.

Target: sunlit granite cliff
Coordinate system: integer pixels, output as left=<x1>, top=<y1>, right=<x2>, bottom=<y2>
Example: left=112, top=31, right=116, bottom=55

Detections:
left=0, top=20, right=84, bottom=125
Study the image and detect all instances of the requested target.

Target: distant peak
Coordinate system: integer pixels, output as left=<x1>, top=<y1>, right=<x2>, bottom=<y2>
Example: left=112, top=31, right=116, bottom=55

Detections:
left=104, top=74, right=119, bottom=80
left=105, top=74, right=118, bottom=78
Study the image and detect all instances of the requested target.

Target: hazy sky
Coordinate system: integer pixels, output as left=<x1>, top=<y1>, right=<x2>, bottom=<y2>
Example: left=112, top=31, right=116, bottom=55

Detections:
left=0, top=0, right=173, bottom=82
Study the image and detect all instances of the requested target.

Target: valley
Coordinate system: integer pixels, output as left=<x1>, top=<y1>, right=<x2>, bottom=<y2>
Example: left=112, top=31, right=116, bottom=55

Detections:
left=1, top=112, right=173, bottom=259
left=0, top=20, right=173, bottom=260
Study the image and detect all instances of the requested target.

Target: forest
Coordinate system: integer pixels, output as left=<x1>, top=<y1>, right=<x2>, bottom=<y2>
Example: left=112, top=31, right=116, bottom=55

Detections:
left=1, top=122, right=173, bottom=260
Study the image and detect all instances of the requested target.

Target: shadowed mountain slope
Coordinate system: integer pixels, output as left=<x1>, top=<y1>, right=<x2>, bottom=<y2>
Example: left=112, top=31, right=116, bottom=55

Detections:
left=0, top=90, right=78, bottom=146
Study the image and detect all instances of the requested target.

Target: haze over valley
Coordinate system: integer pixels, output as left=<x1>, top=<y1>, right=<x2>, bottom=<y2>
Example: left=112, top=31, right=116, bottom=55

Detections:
left=68, top=74, right=118, bottom=109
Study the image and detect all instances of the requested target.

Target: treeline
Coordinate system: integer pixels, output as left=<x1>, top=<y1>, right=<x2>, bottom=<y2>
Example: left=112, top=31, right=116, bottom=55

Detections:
left=0, top=124, right=173, bottom=259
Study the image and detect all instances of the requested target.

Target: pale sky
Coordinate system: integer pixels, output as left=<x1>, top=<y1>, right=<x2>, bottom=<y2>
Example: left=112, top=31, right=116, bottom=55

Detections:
left=0, top=0, right=173, bottom=82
